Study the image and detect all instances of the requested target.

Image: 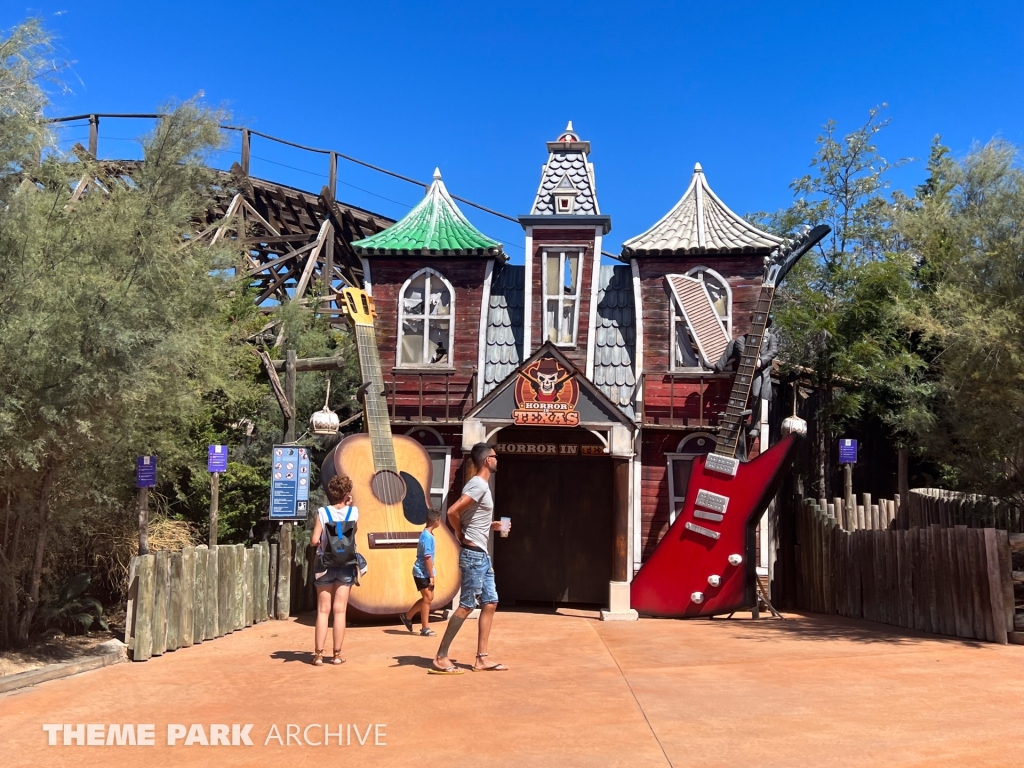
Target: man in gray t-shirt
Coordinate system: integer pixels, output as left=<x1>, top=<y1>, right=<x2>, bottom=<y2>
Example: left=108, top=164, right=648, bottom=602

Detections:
left=431, top=443, right=509, bottom=674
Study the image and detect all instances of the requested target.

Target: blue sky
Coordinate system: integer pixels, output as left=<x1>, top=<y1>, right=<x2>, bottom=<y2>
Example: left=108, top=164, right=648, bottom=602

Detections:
left=11, top=1, right=1023, bottom=262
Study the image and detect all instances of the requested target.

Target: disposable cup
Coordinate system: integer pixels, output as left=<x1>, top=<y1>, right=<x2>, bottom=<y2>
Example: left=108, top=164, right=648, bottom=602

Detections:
left=499, top=517, right=511, bottom=537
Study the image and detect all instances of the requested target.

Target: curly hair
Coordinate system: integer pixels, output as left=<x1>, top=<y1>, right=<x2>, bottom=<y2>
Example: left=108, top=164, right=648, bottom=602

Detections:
left=326, top=474, right=353, bottom=504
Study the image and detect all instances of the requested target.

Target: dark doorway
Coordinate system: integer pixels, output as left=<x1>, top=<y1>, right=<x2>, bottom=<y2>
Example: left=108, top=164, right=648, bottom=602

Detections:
left=492, top=429, right=613, bottom=606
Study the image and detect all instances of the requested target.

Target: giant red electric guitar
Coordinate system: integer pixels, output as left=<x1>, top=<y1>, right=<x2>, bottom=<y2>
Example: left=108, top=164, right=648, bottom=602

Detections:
left=631, top=224, right=830, bottom=618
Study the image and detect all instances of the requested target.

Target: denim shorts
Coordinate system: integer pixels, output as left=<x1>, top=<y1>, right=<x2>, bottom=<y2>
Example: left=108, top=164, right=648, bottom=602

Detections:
left=315, top=564, right=356, bottom=586
left=458, top=548, right=498, bottom=609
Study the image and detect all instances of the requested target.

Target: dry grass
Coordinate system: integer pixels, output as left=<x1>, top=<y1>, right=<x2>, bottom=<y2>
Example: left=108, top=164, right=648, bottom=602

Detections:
left=94, top=516, right=200, bottom=596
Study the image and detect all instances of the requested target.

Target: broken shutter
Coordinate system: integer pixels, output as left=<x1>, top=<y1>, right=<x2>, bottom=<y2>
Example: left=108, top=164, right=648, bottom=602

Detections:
left=665, top=274, right=730, bottom=366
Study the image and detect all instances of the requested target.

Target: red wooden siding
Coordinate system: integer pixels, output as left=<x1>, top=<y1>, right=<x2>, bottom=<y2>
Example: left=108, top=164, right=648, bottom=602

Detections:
left=367, top=258, right=487, bottom=422
left=529, top=229, right=596, bottom=371
left=639, top=429, right=680, bottom=559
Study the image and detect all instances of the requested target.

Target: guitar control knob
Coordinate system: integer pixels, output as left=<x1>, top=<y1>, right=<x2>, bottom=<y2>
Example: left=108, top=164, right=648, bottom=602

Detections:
left=690, top=591, right=704, bottom=604
left=707, top=574, right=721, bottom=587
left=728, top=554, right=743, bottom=566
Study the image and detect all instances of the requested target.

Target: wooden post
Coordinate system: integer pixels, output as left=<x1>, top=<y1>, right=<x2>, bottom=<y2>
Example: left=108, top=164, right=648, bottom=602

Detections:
left=88, top=114, right=99, bottom=157
left=241, top=128, right=251, bottom=175
left=983, top=528, right=1008, bottom=644
left=276, top=349, right=297, bottom=619
left=276, top=526, right=292, bottom=620
left=844, top=464, right=853, bottom=514
left=181, top=547, right=194, bottom=648
left=898, top=448, right=910, bottom=507
left=152, top=551, right=168, bottom=655
left=209, top=472, right=220, bottom=547
left=137, top=486, right=150, bottom=556
left=125, top=556, right=140, bottom=652
left=234, top=544, right=244, bottom=630
left=206, top=545, right=219, bottom=640
left=167, top=551, right=182, bottom=651
left=328, top=151, right=337, bottom=197
left=268, top=542, right=278, bottom=619
left=133, top=554, right=155, bottom=661
left=193, top=545, right=207, bottom=644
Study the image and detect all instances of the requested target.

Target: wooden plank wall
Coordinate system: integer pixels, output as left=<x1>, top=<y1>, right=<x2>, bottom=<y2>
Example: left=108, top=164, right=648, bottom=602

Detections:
left=793, top=496, right=1015, bottom=644
left=127, top=542, right=272, bottom=662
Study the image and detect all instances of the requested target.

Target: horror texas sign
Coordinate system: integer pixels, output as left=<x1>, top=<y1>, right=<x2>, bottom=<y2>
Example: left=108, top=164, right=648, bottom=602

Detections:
left=512, top=354, right=580, bottom=426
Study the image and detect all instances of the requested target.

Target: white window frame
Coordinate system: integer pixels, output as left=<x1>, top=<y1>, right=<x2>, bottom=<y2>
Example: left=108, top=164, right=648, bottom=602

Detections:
left=666, top=433, right=717, bottom=524
left=669, top=292, right=703, bottom=372
left=685, top=266, right=732, bottom=336
left=405, top=427, right=452, bottom=511
left=396, top=267, right=455, bottom=369
left=541, top=248, right=583, bottom=347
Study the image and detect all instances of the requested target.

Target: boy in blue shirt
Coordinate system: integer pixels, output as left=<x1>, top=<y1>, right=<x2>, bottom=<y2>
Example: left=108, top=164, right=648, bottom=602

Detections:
left=400, top=508, right=442, bottom=636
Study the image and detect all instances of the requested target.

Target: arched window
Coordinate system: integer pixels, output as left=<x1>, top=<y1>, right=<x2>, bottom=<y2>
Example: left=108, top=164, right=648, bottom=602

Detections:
left=666, top=433, right=717, bottom=524
left=685, top=266, right=731, bottom=335
left=397, top=268, right=454, bottom=367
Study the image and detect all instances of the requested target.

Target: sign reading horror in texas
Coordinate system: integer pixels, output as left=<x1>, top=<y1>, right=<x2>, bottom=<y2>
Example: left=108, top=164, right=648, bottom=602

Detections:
left=513, top=354, right=581, bottom=426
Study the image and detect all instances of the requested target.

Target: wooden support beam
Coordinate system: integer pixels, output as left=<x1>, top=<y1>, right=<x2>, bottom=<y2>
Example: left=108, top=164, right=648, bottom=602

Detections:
left=241, top=128, right=251, bottom=175
left=270, top=355, right=346, bottom=372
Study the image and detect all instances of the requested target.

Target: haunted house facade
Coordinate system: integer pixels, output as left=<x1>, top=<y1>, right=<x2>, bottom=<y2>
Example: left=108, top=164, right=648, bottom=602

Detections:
left=351, top=124, right=783, bottom=617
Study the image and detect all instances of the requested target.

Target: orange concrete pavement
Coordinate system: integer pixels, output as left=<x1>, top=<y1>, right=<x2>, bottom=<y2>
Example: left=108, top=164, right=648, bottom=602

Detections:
left=2, top=610, right=1023, bottom=767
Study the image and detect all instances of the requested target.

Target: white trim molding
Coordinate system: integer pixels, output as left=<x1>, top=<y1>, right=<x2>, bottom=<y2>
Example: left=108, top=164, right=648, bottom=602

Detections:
left=476, top=259, right=495, bottom=401
left=630, top=259, right=644, bottom=416
left=361, top=257, right=372, bottom=295
left=523, top=227, right=533, bottom=356
left=585, top=229, right=602, bottom=380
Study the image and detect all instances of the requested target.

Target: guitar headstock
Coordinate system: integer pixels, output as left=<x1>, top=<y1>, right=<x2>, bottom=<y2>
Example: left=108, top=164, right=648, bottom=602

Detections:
left=763, top=224, right=830, bottom=288
left=340, top=287, right=377, bottom=328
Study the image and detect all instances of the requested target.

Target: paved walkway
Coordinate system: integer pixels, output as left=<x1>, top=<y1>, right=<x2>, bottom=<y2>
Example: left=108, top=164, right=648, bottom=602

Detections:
left=2, top=610, right=1022, bottom=766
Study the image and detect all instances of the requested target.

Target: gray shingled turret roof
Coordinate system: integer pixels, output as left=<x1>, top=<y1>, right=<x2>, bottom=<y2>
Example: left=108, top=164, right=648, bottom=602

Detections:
left=622, top=163, right=784, bottom=255
left=593, top=265, right=637, bottom=418
left=530, top=122, right=600, bottom=216
left=482, top=263, right=525, bottom=396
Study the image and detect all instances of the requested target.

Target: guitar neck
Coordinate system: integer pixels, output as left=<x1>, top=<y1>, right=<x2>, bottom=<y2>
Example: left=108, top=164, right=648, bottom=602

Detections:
left=715, top=286, right=775, bottom=459
left=353, top=325, right=398, bottom=473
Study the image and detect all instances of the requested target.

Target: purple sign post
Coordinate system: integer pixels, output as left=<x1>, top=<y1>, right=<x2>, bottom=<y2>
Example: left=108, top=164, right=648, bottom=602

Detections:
left=839, top=439, right=857, bottom=508
left=838, top=439, right=858, bottom=464
left=136, top=456, right=156, bottom=555
left=207, top=445, right=227, bottom=547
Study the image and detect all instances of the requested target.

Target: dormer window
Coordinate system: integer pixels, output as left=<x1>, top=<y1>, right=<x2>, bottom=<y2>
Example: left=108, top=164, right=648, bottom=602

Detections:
left=398, top=268, right=454, bottom=367
left=552, top=175, right=576, bottom=214
left=666, top=268, right=732, bottom=370
left=543, top=249, right=582, bottom=346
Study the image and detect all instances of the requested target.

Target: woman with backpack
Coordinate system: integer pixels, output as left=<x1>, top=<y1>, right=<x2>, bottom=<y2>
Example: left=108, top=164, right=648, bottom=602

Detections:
left=310, top=473, right=358, bottom=666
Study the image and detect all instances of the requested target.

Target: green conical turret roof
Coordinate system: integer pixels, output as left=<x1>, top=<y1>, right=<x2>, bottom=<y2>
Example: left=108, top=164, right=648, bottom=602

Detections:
left=352, top=169, right=503, bottom=257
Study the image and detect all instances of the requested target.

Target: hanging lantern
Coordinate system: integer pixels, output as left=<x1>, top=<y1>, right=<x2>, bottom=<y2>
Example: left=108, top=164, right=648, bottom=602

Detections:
left=310, top=379, right=341, bottom=435
left=781, top=380, right=807, bottom=437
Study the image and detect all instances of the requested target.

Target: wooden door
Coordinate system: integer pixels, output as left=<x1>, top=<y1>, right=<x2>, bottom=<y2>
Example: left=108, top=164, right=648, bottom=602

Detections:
left=493, top=454, right=613, bottom=605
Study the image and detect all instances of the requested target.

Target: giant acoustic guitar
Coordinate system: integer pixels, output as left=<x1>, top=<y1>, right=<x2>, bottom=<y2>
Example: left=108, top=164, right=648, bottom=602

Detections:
left=631, top=225, right=830, bottom=618
left=321, top=287, right=461, bottom=615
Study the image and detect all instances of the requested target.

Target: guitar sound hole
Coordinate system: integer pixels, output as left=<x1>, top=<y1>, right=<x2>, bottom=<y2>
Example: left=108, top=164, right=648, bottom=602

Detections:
left=371, top=470, right=407, bottom=505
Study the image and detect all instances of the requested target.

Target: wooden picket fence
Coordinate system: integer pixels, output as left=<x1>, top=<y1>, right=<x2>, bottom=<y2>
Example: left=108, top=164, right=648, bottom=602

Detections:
left=904, top=488, right=1024, bottom=533
left=794, top=497, right=1017, bottom=644
left=810, top=492, right=899, bottom=532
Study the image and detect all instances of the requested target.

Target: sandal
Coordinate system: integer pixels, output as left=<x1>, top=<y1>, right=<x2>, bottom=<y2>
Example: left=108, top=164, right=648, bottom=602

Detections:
left=312, top=649, right=324, bottom=666
left=428, top=664, right=464, bottom=675
left=332, top=649, right=345, bottom=665
left=399, top=613, right=414, bottom=633
left=472, top=652, right=508, bottom=672
left=419, top=627, right=436, bottom=637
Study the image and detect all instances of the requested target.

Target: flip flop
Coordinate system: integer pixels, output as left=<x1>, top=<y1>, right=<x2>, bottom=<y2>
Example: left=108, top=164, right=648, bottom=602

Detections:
left=472, top=653, right=508, bottom=671
left=428, top=665, right=464, bottom=675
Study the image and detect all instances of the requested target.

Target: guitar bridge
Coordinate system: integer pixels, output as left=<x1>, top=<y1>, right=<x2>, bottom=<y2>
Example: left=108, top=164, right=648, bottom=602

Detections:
left=367, top=532, right=420, bottom=549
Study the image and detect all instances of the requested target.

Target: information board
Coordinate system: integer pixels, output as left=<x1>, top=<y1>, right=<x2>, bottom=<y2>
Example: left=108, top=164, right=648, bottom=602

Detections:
left=136, top=456, right=157, bottom=488
left=269, top=445, right=311, bottom=520
left=207, top=444, right=228, bottom=473
left=839, top=439, right=858, bottom=464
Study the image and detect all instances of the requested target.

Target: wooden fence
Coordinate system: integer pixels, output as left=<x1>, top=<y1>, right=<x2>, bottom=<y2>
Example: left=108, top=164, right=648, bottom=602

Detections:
left=903, top=488, right=1024, bottom=533
left=810, top=492, right=899, bottom=532
left=794, top=497, right=1018, bottom=644
left=124, top=535, right=328, bottom=661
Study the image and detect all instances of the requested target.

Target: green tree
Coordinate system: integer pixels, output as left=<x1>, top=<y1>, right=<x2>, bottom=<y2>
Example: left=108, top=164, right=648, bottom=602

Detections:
left=899, top=138, right=1024, bottom=501
left=756, top=108, right=928, bottom=497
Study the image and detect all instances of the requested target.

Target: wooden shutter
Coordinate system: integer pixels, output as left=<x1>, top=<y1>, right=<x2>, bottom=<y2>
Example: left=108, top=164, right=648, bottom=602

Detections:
left=665, top=275, right=730, bottom=365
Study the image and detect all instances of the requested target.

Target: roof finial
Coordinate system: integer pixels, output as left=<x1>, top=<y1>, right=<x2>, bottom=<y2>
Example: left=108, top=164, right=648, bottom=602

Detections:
left=565, top=120, right=574, bottom=133
left=694, top=162, right=703, bottom=173
left=433, top=167, right=442, bottom=181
